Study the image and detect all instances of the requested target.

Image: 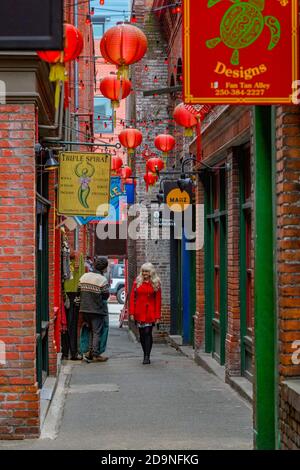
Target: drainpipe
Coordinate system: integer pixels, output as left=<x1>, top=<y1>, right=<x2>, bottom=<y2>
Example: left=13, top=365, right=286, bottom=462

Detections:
left=41, top=83, right=65, bottom=142
left=39, top=95, right=60, bottom=131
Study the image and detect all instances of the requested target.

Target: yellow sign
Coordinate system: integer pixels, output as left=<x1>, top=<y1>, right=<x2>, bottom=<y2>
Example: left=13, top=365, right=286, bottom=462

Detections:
left=58, top=152, right=111, bottom=216
left=166, top=188, right=191, bottom=212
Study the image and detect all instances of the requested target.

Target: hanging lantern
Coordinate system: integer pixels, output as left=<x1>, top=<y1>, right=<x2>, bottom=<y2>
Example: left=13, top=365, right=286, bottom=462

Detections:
left=100, top=76, right=132, bottom=125
left=173, top=103, right=198, bottom=137
left=37, top=23, right=83, bottom=64
left=143, top=172, right=158, bottom=192
left=118, top=128, right=143, bottom=155
left=100, top=23, right=148, bottom=79
left=120, top=166, right=133, bottom=179
left=154, top=134, right=176, bottom=158
left=37, top=24, right=83, bottom=109
left=100, top=76, right=131, bottom=109
left=111, top=156, right=123, bottom=172
left=146, top=157, right=164, bottom=174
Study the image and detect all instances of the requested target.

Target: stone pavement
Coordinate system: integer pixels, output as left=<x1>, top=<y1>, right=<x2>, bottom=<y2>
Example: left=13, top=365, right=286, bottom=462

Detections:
left=0, top=320, right=253, bottom=450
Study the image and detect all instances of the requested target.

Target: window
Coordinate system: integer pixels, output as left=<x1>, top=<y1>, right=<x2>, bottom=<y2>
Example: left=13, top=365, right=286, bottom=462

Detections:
left=92, top=15, right=106, bottom=39
left=94, top=97, right=114, bottom=134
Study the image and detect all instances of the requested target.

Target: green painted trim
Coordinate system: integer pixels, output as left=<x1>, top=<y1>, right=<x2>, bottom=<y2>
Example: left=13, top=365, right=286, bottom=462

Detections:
left=271, top=106, right=280, bottom=450
left=253, top=106, right=276, bottom=450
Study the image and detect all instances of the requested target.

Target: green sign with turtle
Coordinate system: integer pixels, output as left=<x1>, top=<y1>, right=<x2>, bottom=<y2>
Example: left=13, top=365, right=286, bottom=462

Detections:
left=206, top=0, right=281, bottom=65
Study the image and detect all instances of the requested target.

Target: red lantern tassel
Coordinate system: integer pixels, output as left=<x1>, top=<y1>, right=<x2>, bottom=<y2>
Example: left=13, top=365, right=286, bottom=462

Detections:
left=196, top=116, right=202, bottom=162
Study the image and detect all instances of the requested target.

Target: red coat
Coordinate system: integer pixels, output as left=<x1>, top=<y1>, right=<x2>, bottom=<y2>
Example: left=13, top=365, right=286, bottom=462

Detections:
left=129, top=280, right=161, bottom=323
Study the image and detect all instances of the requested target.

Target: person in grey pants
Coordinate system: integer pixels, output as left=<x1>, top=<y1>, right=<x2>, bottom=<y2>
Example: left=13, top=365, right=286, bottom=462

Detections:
left=78, top=257, right=110, bottom=362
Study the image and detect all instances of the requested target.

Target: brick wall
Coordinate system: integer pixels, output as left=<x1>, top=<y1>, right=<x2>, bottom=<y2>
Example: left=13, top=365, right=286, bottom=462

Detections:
left=276, top=105, right=300, bottom=449
left=194, top=179, right=205, bottom=350
left=0, top=104, right=39, bottom=439
left=225, top=148, right=241, bottom=377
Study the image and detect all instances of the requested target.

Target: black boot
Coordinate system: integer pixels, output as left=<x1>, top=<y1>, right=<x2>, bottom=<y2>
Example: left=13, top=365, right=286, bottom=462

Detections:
left=143, top=355, right=150, bottom=365
left=143, top=326, right=153, bottom=364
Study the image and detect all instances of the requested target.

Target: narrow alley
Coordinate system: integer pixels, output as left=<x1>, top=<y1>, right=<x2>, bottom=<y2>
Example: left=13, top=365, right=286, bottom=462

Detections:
left=0, top=313, right=252, bottom=451
left=1, top=0, right=300, bottom=454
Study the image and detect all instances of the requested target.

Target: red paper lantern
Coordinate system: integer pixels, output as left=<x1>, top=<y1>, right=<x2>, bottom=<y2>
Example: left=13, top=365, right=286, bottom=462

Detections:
left=118, top=128, right=143, bottom=155
left=111, top=156, right=123, bottom=172
left=100, top=76, right=132, bottom=110
left=173, top=103, right=198, bottom=137
left=120, top=166, right=132, bottom=179
left=154, top=134, right=176, bottom=158
left=146, top=157, right=164, bottom=173
left=143, top=172, right=158, bottom=192
left=37, top=24, right=84, bottom=63
left=100, top=23, right=148, bottom=78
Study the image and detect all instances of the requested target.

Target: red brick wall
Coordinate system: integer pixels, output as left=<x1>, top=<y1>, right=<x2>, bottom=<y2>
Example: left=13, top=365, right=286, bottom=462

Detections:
left=0, top=104, right=39, bottom=439
left=194, top=179, right=205, bottom=350
left=225, top=148, right=241, bottom=377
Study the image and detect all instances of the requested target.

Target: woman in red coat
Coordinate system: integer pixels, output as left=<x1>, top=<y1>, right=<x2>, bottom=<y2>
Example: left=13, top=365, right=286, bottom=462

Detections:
left=129, top=263, right=161, bottom=364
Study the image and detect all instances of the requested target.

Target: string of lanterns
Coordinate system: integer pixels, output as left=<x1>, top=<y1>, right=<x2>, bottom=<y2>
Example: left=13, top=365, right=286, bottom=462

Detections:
left=36, top=14, right=208, bottom=194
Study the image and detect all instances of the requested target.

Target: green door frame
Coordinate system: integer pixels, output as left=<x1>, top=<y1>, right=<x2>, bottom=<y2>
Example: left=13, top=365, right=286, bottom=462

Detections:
left=36, top=193, right=50, bottom=388
left=204, top=171, right=227, bottom=364
left=253, top=106, right=276, bottom=449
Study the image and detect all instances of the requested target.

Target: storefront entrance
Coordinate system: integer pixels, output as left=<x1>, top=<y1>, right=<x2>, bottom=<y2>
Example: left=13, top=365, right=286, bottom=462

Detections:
left=36, top=192, right=50, bottom=388
left=205, top=168, right=228, bottom=365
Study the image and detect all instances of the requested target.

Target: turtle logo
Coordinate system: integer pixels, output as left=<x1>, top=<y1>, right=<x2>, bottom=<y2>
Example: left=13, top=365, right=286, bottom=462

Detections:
left=75, top=161, right=95, bottom=209
left=206, top=0, right=281, bottom=65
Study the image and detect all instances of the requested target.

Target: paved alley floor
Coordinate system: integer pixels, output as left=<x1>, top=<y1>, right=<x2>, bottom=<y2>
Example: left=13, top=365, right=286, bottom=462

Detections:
left=1, top=319, right=253, bottom=450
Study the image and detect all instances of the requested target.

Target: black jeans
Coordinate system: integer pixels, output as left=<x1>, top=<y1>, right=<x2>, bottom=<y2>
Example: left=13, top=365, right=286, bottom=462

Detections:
left=83, top=313, right=105, bottom=357
left=65, top=292, right=79, bottom=358
left=139, top=326, right=153, bottom=358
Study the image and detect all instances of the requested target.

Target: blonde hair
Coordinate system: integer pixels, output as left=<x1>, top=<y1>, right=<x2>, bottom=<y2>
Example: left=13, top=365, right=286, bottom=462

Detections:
left=136, top=262, right=161, bottom=291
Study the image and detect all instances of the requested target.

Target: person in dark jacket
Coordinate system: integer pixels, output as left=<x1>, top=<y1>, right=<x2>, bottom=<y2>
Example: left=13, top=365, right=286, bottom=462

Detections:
left=129, top=263, right=161, bottom=365
left=79, top=257, right=110, bottom=362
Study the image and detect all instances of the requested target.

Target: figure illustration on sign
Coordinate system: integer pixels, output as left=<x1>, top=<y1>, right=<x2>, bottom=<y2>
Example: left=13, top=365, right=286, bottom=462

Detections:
left=206, top=0, right=281, bottom=65
left=75, top=161, right=95, bottom=209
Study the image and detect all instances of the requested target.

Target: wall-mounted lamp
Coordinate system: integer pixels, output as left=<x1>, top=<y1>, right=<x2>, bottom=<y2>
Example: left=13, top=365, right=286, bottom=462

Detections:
left=177, top=174, right=192, bottom=192
left=44, top=149, right=59, bottom=171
